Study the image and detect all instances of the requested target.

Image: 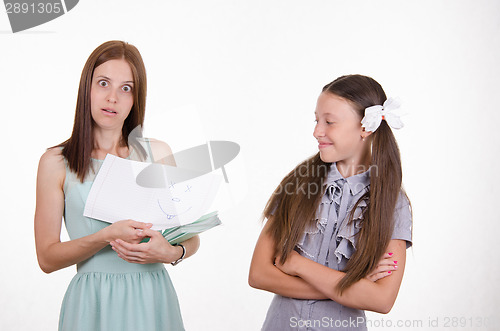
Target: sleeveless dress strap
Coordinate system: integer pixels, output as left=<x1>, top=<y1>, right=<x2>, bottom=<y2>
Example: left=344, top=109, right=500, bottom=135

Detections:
left=144, top=138, right=154, bottom=162
left=57, top=146, right=71, bottom=194
left=131, top=137, right=155, bottom=162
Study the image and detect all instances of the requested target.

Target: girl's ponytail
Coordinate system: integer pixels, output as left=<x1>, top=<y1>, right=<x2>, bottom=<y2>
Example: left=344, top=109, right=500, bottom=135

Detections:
left=336, top=119, right=404, bottom=294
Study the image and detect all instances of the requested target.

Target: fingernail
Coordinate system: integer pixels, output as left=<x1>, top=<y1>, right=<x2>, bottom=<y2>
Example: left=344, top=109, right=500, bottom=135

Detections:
left=388, top=271, right=392, bottom=274
left=394, top=260, right=398, bottom=264
left=394, top=265, right=398, bottom=269
left=388, top=252, right=393, bottom=256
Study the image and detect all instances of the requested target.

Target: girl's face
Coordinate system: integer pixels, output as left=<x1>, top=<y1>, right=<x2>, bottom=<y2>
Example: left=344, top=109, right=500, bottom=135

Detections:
left=90, top=58, right=134, bottom=131
left=313, top=92, right=369, bottom=166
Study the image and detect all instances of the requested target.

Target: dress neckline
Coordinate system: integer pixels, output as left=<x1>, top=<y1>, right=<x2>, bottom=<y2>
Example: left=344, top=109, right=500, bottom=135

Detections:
left=91, top=148, right=133, bottom=161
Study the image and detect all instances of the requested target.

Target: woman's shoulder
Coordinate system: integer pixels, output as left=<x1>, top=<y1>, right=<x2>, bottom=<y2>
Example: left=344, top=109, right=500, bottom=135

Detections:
left=39, top=147, right=65, bottom=168
left=37, top=147, right=66, bottom=187
left=146, top=138, right=173, bottom=152
left=145, top=138, right=175, bottom=165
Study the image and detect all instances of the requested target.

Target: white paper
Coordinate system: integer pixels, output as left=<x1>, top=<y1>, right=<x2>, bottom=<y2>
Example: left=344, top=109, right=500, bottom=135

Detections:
left=83, top=154, right=222, bottom=230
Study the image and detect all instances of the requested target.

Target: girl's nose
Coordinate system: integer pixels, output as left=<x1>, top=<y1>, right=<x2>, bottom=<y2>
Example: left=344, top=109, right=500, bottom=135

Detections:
left=313, top=123, right=324, bottom=138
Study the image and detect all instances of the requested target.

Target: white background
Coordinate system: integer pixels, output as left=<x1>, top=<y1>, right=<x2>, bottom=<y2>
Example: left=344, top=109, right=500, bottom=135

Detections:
left=1, top=1, right=499, bottom=330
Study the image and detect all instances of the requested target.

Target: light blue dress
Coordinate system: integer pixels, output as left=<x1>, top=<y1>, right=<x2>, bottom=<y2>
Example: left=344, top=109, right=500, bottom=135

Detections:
left=261, top=162, right=413, bottom=331
left=58, top=142, right=185, bottom=331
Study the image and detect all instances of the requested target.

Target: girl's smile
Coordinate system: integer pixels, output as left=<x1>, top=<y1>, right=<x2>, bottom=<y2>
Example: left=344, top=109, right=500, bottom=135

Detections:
left=317, top=140, right=333, bottom=149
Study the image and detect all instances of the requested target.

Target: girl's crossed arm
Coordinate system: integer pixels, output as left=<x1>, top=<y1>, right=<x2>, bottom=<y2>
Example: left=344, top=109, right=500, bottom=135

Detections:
left=275, top=238, right=407, bottom=314
left=249, top=217, right=396, bottom=300
left=249, top=219, right=328, bottom=300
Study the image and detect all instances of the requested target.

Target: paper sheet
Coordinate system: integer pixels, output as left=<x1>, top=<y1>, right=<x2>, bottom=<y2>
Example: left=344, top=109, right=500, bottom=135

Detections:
left=83, top=154, right=222, bottom=230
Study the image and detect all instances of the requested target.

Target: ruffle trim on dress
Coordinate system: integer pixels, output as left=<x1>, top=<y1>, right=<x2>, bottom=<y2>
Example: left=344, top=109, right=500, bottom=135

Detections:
left=296, top=181, right=356, bottom=250
left=295, top=243, right=315, bottom=259
left=334, top=198, right=368, bottom=263
left=314, top=180, right=346, bottom=233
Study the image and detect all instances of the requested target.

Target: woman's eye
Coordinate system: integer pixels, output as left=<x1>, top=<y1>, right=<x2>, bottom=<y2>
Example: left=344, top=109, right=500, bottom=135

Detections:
left=98, top=80, right=108, bottom=87
left=122, top=85, right=132, bottom=92
left=326, top=121, right=334, bottom=125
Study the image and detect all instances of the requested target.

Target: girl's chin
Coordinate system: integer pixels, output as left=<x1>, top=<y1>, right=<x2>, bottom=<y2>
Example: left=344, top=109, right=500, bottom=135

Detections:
left=318, top=152, right=338, bottom=164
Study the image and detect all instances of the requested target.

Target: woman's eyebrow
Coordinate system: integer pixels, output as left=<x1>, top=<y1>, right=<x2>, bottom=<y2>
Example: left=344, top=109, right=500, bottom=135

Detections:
left=95, top=75, right=134, bottom=84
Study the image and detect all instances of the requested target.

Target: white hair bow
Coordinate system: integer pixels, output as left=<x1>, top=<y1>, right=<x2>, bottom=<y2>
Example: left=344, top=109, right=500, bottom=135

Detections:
left=361, top=97, right=404, bottom=132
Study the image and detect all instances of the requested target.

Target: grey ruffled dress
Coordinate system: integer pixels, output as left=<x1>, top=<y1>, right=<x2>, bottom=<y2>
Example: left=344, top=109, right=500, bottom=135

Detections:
left=261, top=162, right=412, bottom=331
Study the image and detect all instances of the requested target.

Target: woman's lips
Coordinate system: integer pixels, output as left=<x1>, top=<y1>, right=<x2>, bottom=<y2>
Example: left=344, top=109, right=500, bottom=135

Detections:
left=101, top=108, right=117, bottom=116
left=318, top=142, right=333, bottom=149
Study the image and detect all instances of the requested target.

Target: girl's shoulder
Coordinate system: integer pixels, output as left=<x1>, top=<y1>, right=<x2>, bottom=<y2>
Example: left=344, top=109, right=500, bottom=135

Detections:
left=395, top=189, right=411, bottom=210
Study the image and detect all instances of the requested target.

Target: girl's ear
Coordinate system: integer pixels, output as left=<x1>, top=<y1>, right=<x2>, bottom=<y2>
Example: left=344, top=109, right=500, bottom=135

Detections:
left=361, top=127, right=374, bottom=140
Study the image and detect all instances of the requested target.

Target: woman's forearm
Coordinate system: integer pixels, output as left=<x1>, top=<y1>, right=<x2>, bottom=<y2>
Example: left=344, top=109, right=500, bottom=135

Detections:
left=35, top=231, right=109, bottom=273
left=179, top=235, right=200, bottom=259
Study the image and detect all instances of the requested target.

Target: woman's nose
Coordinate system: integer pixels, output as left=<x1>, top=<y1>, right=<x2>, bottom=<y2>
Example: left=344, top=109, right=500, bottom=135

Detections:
left=107, top=88, right=118, bottom=103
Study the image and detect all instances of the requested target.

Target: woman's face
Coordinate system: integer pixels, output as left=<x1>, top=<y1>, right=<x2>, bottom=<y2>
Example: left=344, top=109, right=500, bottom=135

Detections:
left=313, top=92, right=369, bottom=166
left=90, top=58, right=134, bottom=131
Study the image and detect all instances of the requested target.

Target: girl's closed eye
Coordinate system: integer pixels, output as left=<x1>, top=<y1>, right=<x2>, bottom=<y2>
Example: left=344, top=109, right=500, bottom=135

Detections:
left=317, top=119, right=335, bottom=125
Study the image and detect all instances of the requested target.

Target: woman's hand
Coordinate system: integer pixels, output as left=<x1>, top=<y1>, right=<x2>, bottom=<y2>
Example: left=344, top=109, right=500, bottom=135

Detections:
left=100, top=220, right=153, bottom=244
left=364, top=252, right=398, bottom=282
left=109, top=229, right=183, bottom=264
left=274, top=250, right=304, bottom=276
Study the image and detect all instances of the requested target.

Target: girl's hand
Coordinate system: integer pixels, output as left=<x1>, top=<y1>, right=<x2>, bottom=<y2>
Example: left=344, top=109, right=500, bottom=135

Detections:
left=101, top=220, right=153, bottom=244
left=276, top=250, right=398, bottom=281
left=364, top=252, right=398, bottom=282
left=110, top=229, right=184, bottom=264
left=274, top=250, right=303, bottom=276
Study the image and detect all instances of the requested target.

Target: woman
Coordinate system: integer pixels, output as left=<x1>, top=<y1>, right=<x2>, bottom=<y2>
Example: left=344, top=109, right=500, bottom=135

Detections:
left=34, top=40, right=197, bottom=331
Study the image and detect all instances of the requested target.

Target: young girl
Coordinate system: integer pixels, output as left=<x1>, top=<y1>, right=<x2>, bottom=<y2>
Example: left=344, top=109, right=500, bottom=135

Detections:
left=34, top=40, right=199, bottom=330
left=249, top=74, right=412, bottom=330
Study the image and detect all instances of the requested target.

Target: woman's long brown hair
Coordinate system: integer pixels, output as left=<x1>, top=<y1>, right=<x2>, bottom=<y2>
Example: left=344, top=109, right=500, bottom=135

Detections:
left=263, top=74, right=410, bottom=295
left=53, top=40, right=147, bottom=182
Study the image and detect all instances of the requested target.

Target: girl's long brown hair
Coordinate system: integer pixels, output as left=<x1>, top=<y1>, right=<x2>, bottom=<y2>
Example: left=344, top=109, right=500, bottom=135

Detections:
left=53, top=40, right=147, bottom=182
left=263, top=74, right=410, bottom=295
